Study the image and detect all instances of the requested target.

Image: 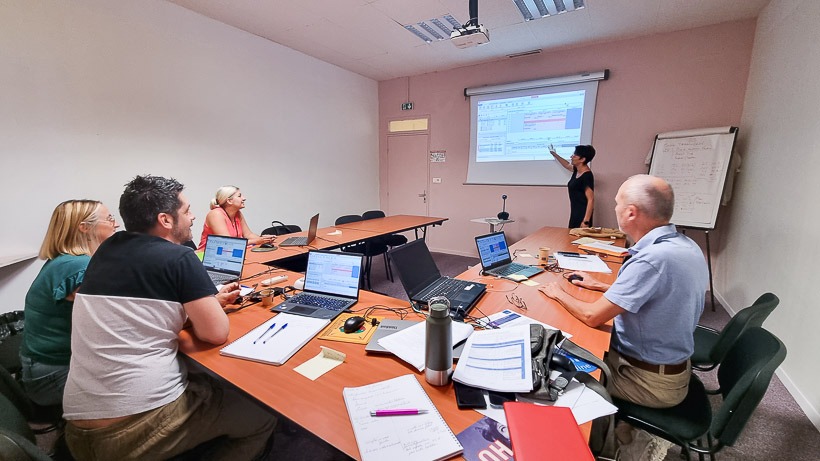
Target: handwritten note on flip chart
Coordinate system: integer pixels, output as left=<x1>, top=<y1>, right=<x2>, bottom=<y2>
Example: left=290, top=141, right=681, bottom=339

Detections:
left=343, top=374, right=462, bottom=461
left=649, top=127, right=737, bottom=229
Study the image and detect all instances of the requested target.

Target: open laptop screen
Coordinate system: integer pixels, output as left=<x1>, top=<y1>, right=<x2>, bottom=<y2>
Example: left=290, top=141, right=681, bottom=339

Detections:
left=304, top=251, right=362, bottom=298
left=203, top=235, right=247, bottom=276
left=475, top=232, right=513, bottom=269
left=388, top=239, right=442, bottom=298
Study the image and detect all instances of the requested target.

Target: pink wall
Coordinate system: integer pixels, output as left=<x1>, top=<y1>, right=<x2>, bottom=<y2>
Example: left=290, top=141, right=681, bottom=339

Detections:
left=379, top=20, right=756, bottom=256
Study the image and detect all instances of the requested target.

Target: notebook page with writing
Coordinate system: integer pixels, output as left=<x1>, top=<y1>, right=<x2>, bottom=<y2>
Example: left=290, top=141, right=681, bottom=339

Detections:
left=219, top=313, right=329, bottom=366
left=343, top=374, right=462, bottom=461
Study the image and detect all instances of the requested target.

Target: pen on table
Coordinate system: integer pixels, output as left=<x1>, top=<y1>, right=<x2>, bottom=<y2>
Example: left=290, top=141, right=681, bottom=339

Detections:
left=253, top=323, right=276, bottom=344
left=369, top=409, right=429, bottom=417
left=558, top=252, right=583, bottom=258
left=263, top=323, right=288, bottom=344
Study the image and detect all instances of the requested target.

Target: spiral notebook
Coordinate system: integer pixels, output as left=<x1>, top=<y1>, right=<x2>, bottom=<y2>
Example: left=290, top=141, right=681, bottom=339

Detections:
left=343, top=374, right=462, bottom=461
left=219, top=313, right=329, bottom=366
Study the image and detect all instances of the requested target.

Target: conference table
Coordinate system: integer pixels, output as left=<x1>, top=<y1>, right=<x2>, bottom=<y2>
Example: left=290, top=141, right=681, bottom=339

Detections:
left=179, top=224, right=625, bottom=460
left=243, top=214, right=447, bottom=267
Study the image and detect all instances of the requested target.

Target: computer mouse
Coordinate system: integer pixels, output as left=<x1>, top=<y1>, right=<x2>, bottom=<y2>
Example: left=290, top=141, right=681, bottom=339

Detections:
left=260, top=243, right=275, bottom=249
left=567, top=274, right=584, bottom=283
left=343, top=316, right=366, bottom=334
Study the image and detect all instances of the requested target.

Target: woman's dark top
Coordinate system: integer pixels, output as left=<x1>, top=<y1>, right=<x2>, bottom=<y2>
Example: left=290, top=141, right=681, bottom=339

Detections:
left=567, top=167, right=594, bottom=228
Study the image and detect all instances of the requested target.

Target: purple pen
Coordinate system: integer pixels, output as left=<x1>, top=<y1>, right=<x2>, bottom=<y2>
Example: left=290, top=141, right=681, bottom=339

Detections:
left=369, top=409, right=429, bottom=417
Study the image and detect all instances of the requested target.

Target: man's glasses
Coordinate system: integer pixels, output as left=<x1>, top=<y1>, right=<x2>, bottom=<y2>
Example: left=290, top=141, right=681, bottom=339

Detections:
left=506, top=293, right=527, bottom=310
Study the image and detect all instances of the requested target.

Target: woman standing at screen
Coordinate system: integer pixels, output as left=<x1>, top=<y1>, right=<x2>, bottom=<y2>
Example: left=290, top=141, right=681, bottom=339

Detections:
left=20, top=200, right=119, bottom=405
left=198, top=185, right=274, bottom=249
left=549, top=144, right=596, bottom=228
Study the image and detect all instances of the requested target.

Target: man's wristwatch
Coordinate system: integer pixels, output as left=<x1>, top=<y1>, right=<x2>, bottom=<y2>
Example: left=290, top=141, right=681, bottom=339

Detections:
left=583, top=220, right=591, bottom=226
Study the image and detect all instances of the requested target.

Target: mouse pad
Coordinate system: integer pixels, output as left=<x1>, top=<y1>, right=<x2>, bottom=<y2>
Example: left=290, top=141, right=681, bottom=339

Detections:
left=316, top=313, right=382, bottom=345
left=251, top=246, right=277, bottom=252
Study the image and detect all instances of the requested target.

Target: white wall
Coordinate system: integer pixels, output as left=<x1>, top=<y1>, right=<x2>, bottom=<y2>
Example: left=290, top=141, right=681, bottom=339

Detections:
left=716, top=0, right=820, bottom=427
left=0, top=0, right=379, bottom=312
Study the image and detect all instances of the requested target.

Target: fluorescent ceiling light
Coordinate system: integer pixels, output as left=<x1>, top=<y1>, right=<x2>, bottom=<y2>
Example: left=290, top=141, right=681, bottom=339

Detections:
left=512, top=0, right=584, bottom=21
left=403, top=14, right=464, bottom=43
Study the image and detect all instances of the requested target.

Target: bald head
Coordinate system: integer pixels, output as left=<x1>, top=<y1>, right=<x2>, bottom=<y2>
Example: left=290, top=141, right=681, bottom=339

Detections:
left=618, top=174, right=675, bottom=224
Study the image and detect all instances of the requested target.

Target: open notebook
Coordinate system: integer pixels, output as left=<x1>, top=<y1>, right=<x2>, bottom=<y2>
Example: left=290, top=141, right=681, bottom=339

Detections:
left=343, top=374, right=462, bottom=461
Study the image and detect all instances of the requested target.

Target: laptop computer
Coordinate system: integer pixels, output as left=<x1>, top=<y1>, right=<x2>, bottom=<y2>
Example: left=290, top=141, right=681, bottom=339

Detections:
left=365, top=319, right=466, bottom=359
left=279, top=213, right=319, bottom=247
left=202, top=235, right=248, bottom=286
left=475, top=231, right=544, bottom=280
left=388, top=239, right=486, bottom=320
left=270, top=250, right=363, bottom=320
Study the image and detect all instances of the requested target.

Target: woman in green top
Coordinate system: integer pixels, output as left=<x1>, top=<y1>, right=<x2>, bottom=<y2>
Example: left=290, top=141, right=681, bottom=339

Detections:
left=20, top=200, right=118, bottom=406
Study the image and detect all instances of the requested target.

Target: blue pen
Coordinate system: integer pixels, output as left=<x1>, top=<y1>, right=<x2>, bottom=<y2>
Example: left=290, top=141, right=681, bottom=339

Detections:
left=253, top=323, right=276, bottom=344
left=263, top=323, right=288, bottom=344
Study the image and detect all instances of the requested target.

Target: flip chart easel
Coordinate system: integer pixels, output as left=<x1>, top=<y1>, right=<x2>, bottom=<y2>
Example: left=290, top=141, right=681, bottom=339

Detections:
left=648, top=126, right=739, bottom=311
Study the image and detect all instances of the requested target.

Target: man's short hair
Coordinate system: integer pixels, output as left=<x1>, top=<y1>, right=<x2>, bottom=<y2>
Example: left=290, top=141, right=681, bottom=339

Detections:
left=622, top=174, right=675, bottom=222
left=119, top=175, right=185, bottom=233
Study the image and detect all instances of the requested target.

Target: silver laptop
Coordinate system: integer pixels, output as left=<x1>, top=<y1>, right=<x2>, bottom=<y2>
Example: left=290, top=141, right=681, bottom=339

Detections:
left=279, top=213, right=319, bottom=247
left=475, top=231, right=544, bottom=280
left=270, top=250, right=363, bottom=320
left=202, top=235, right=248, bottom=286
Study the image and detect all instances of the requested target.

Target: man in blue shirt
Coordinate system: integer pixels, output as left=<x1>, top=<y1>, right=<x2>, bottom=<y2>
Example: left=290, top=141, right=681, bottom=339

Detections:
left=540, top=174, right=708, bottom=459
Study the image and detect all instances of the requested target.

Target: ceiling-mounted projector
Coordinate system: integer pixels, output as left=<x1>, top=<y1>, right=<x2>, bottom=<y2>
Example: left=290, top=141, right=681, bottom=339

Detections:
left=450, top=24, right=489, bottom=48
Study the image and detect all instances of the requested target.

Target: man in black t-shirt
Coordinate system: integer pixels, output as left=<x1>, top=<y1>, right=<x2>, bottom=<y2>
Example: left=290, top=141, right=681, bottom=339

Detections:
left=64, top=175, right=275, bottom=461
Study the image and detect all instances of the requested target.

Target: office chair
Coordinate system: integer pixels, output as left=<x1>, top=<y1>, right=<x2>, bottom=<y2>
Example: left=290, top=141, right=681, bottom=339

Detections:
left=614, top=327, right=786, bottom=461
left=361, top=210, right=405, bottom=282
left=334, top=215, right=389, bottom=289
left=0, top=393, right=52, bottom=461
left=692, top=292, right=779, bottom=371
left=261, top=220, right=302, bottom=236
left=0, top=363, right=63, bottom=436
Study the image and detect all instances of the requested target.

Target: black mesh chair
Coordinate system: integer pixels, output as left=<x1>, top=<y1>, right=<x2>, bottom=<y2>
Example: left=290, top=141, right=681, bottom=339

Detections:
left=692, top=292, right=779, bottom=371
left=614, top=327, right=787, bottom=461
left=335, top=215, right=388, bottom=289
left=361, top=210, right=406, bottom=282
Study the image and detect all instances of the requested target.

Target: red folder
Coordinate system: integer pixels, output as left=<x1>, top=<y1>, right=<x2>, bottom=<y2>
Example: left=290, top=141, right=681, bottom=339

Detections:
left=503, top=402, right=594, bottom=461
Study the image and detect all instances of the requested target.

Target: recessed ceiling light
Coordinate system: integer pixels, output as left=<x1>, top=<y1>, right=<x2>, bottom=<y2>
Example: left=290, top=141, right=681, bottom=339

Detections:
left=512, top=0, right=584, bottom=21
left=403, top=14, right=464, bottom=44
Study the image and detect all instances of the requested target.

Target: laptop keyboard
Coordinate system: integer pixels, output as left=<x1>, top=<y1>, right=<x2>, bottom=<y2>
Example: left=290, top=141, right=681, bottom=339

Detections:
left=280, top=236, right=307, bottom=246
left=209, top=271, right=237, bottom=285
left=493, top=262, right=530, bottom=276
left=419, top=278, right=471, bottom=303
left=289, top=293, right=348, bottom=311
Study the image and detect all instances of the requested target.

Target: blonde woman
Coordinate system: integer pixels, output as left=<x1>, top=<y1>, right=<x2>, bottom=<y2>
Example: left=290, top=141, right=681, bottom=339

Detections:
left=20, top=200, right=119, bottom=406
left=197, top=185, right=274, bottom=249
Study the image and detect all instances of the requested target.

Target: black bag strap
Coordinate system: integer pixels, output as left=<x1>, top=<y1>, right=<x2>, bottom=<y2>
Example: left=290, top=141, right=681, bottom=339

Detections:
left=560, top=339, right=612, bottom=404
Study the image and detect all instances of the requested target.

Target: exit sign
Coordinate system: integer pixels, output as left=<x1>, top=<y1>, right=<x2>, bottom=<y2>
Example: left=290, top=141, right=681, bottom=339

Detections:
left=401, top=102, right=414, bottom=110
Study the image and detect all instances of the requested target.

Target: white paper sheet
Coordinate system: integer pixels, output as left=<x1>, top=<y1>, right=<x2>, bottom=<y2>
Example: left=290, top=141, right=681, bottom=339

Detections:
left=452, top=324, right=532, bottom=393
left=378, top=320, right=474, bottom=372
left=555, top=252, right=612, bottom=273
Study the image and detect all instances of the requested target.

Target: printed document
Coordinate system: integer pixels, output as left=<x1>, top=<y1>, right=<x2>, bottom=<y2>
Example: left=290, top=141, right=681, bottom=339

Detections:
left=378, top=320, right=474, bottom=372
left=555, top=253, right=612, bottom=273
left=452, top=324, right=532, bottom=393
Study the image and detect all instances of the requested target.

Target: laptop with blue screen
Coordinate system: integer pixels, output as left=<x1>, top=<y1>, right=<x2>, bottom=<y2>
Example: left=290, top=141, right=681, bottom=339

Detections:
left=271, top=250, right=364, bottom=320
left=202, top=235, right=248, bottom=286
left=475, top=231, right=544, bottom=280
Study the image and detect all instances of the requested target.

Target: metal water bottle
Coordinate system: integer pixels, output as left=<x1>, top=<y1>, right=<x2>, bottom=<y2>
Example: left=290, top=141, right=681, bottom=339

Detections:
left=425, top=296, right=453, bottom=386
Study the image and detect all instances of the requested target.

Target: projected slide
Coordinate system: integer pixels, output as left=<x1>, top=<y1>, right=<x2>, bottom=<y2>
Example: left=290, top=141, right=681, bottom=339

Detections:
left=476, top=90, right=585, bottom=162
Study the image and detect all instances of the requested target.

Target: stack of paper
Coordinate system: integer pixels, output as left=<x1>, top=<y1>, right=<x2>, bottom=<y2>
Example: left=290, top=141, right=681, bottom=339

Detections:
left=452, top=324, right=532, bottom=393
left=378, top=320, right=474, bottom=372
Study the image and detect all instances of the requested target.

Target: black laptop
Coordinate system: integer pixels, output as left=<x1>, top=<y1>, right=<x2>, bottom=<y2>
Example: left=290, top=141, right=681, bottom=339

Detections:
left=388, top=239, right=486, bottom=320
left=202, top=235, right=248, bottom=286
left=279, top=213, right=319, bottom=247
left=270, top=250, right=363, bottom=320
left=475, top=231, right=544, bottom=280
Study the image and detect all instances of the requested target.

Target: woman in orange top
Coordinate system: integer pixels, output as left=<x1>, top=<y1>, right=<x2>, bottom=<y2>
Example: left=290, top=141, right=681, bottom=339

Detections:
left=197, top=185, right=274, bottom=249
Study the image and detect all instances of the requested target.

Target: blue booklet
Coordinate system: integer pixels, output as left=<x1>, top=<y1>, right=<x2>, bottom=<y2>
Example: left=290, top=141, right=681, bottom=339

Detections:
left=456, top=417, right=515, bottom=461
